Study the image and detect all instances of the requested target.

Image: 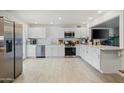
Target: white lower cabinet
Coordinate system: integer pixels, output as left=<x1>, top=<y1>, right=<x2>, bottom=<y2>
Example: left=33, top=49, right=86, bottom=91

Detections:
left=92, top=48, right=100, bottom=71
left=80, top=45, right=101, bottom=71
left=76, top=45, right=80, bottom=56
left=46, top=45, right=64, bottom=57
left=45, top=46, right=52, bottom=57
left=58, top=46, right=64, bottom=56
left=27, top=45, right=36, bottom=58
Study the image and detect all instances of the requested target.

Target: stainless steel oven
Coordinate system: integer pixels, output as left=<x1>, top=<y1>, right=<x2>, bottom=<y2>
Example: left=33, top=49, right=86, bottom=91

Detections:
left=65, top=46, right=76, bottom=57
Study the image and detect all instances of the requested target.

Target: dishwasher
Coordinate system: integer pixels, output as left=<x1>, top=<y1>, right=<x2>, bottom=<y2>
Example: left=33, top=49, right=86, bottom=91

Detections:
left=36, top=45, right=45, bottom=58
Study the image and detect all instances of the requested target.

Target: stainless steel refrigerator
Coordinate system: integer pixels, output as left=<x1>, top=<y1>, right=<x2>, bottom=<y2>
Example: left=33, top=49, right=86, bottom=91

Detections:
left=0, top=17, right=23, bottom=82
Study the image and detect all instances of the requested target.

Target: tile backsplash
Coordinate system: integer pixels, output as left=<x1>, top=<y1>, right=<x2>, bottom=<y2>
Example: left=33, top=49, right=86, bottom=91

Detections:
left=37, top=38, right=59, bottom=45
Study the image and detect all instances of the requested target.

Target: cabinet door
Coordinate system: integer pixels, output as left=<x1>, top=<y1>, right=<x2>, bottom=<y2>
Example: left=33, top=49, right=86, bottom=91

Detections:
left=80, top=27, right=87, bottom=38
left=58, top=46, right=64, bottom=56
left=79, top=46, right=81, bottom=57
left=47, top=27, right=63, bottom=39
left=64, top=28, right=75, bottom=32
left=45, top=46, right=52, bottom=57
left=58, top=28, right=64, bottom=38
left=80, top=46, right=83, bottom=58
left=34, top=27, right=46, bottom=38
left=76, top=45, right=80, bottom=56
left=28, top=26, right=46, bottom=38
left=79, top=46, right=86, bottom=60
left=85, top=48, right=90, bottom=62
left=82, top=46, right=86, bottom=60
left=75, top=28, right=81, bottom=38
left=52, top=47, right=58, bottom=57
left=92, top=49, right=100, bottom=71
left=39, top=27, right=46, bottom=38
left=28, top=28, right=37, bottom=38
left=80, top=46, right=101, bottom=71
left=86, top=48, right=100, bottom=71
left=27, top=45, right=36, bottom=57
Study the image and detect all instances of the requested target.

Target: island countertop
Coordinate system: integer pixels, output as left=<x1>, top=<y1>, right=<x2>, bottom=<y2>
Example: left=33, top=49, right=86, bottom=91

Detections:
left=80, top=44, right=124, bottom=51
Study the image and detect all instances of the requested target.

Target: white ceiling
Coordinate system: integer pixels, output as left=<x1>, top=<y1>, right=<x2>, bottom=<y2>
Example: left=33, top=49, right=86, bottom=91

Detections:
left=93, top=17, right=119, bottom=28
left=0, top=10, right=106, bottom=25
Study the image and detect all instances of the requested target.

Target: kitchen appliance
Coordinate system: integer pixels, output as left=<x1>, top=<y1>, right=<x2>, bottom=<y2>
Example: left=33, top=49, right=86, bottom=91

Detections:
left=65, top=46, right=76, bottom=57
left=64, top=41, right=75, bottom=46
left=80, top=38, right=88, bottom=44
left=0, top=17, right=23, bottom=82
left=29, top=38, right=37, bottom=44
left=64, top=32, right=75, bottom=38
left=36, top=45, right=45, bottom=58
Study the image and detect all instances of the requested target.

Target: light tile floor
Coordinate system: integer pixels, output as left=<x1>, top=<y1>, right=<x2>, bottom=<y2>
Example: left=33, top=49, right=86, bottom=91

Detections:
left=14, top=58, right=124, bottom=83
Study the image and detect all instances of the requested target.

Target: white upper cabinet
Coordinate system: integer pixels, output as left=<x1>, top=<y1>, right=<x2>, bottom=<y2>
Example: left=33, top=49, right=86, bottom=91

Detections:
left=46, top=26, right=64, bottom=38
left=28, top=25, right=46, bottom=38
left=58, top=28, right=64, bottom=38
left=28, top=25, right=86, bottom=39
left=75, top=28, right=81, bottom=38
left=80, top=27, right=87, bottom=38
left=75, top=27, right=87, bottom=38
left=64, top=28, right=76, bottom=32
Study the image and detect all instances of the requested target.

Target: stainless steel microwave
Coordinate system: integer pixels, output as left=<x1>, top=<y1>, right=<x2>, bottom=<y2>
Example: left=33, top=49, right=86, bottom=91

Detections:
left=64, top=32, right=75, bottom=38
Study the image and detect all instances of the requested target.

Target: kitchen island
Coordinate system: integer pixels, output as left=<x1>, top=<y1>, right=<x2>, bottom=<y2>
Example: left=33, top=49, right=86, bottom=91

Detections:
left=79, top=45, right=123, bottom=73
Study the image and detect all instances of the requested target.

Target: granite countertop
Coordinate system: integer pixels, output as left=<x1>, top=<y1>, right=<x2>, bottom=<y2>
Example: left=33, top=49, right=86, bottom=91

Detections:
left=80, top=44, right=123, bottom=51
left=99, top=46, right=123, bottom=50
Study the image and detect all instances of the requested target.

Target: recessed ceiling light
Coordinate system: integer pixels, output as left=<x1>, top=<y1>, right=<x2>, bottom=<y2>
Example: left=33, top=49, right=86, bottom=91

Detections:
left=82, top=22, right=86, bottom=24
left=34, top=22, right=38, bottom=24
left=97, top=10, right=103, bottom=14
left=50, top=22, right=54, bottom=24
left=58, top=17, right=62, bottom=20
left=89, top=17, right=93, bottom=20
